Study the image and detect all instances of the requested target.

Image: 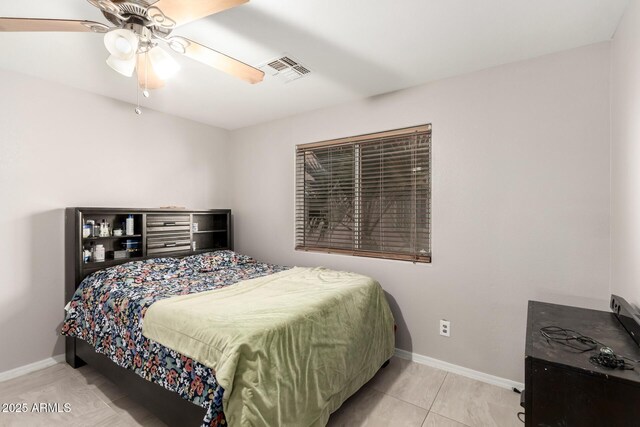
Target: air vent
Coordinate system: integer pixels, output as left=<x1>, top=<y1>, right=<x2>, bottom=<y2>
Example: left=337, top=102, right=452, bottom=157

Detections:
left=293, top=65, right=310, bottom=75
left=268, top=60, right=288, bottom=72
left=259, top=54, right=311, bottom=83
left=280, top=56, right=298, bottom=67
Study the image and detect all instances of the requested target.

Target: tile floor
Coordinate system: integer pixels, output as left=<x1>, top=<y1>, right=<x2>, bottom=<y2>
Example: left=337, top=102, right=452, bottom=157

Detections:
left=0, top=357, right=523, bottom=427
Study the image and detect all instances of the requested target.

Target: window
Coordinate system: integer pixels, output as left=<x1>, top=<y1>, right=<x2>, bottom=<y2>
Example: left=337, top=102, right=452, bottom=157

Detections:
left=295, top=125, right=431, bottom=263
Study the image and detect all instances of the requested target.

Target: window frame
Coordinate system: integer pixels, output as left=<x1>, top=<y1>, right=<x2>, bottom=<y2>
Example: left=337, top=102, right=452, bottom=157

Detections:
left=295, top=124, right=432, bottom=263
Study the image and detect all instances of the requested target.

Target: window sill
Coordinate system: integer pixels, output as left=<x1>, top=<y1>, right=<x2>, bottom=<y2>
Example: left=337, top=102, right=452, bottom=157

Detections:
left=295, top=246, right=431, bottom=264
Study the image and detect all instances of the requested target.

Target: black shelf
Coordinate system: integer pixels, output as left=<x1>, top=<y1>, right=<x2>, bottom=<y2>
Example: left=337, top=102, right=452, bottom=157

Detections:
left=191, top=247, right=230, bottom=255
left=82, top=256, right=142, bottom=270
left=83, top=234, right=142, bottom=241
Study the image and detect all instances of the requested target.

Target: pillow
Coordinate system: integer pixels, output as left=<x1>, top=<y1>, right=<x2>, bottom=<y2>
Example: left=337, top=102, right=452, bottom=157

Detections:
left=179, top=250, right=256, bottom=273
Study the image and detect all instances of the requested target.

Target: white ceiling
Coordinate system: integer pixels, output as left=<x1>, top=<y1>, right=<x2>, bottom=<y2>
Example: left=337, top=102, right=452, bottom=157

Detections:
left=0, top=0, right=629, bottom=130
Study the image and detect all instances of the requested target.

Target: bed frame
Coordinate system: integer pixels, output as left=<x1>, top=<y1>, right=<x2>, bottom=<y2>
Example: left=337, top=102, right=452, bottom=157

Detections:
left=74, top=338, right=207, bottom=425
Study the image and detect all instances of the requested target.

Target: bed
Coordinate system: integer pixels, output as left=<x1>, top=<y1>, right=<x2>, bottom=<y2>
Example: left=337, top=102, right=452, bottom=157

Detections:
left=62, top=250, right=395, bottom=426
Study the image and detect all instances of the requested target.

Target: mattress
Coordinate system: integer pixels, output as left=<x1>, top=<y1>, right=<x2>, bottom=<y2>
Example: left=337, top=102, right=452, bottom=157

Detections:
left=62, top=251, right=395, bottom=426
left=144, top=266, right=396, bottom=426
left=63, top=251, right=287, bottom=426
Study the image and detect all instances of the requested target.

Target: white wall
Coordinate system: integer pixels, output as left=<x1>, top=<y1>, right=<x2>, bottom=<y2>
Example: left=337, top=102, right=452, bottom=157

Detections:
left=0, top=40, right=616, bottom=382
left=0, top=70, right=231, bottom=373
left=611, top=0, right=640, bottom=308
left=229, top=43, right=612, bottom=382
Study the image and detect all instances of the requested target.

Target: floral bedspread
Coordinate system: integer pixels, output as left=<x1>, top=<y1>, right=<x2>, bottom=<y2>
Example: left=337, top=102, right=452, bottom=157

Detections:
left=62, top=252, right=288, bottom=427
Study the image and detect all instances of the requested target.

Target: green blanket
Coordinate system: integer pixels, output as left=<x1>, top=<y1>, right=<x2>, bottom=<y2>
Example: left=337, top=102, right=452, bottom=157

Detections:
left=142, top=267, right=395, bottom=426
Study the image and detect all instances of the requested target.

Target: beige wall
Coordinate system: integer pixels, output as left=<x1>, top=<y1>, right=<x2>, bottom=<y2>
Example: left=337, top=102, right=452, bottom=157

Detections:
left=611, top=0, right=640, bottom=308
left=0, top=70, right=231, bottom=373
left=229, top=43, right=612, bottom=382
left=0, top=40, right=617, bottom=382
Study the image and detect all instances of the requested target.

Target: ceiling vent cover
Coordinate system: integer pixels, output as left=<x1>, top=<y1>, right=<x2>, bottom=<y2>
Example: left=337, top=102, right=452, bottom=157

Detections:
left=259, top=54, right=311, bottom=83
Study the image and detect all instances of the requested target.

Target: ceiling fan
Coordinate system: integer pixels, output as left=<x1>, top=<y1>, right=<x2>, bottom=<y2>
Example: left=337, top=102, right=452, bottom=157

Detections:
left=0, top=0, right=264, bottom=111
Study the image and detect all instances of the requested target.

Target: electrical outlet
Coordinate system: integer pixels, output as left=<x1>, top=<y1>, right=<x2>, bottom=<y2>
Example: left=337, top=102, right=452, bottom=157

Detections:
left=440, top=319, right=451, bottom=337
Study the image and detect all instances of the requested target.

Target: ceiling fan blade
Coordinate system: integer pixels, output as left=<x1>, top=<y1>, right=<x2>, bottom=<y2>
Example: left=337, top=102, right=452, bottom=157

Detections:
left=168, top=36, right=264, bottom=84
left=0, top=17, right=109, bottom=33
left=148, top=0, right=248, bottom=27
left=136, top=53, right=165, bottom=90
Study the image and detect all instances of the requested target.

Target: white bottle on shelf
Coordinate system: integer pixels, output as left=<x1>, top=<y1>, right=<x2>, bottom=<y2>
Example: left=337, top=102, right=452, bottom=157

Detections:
left=94, top=244, right=105, bottom=262
left=126, top=215, right=135, bottom=236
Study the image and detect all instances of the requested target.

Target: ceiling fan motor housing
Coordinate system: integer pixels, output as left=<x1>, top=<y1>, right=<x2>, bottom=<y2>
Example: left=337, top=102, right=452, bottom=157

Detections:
left=123, top=22, right=153, bottom=51
left=94, top=0, right=174, bottom=38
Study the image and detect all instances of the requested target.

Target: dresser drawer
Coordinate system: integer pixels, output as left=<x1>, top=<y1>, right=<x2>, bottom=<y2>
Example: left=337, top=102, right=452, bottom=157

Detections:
left=147, top=232, right=191, bottom=255
left=146, top=214, right=192, bottom=256
left=148, top=245, right=191, bottom=255
left=146, top=214, right=191, bottom=233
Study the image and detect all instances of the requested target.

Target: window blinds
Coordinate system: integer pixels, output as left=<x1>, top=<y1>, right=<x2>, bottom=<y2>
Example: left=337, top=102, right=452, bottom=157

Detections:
left=295, top=125, right=431, bottom=263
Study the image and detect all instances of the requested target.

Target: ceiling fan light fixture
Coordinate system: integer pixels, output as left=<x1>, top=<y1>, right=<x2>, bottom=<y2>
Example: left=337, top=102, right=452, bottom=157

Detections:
left=104, top=28, right=138, bottom=60
left=4, top=0, right=264, bottom=93
left=148, top=46, right=180, bottom=80
left=106, top=54, right=136, bottom=77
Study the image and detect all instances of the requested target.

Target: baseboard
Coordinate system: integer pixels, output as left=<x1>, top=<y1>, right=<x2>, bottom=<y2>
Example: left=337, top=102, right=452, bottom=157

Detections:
left=1, top=350, right=523, bottom=391
left=0, top=354, right=65, bottom=383
left=395, top=348, right=524, bottom=391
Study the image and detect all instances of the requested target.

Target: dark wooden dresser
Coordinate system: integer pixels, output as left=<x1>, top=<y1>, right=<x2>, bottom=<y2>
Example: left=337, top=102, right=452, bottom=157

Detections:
left=524, top=301, right=640, bottom=426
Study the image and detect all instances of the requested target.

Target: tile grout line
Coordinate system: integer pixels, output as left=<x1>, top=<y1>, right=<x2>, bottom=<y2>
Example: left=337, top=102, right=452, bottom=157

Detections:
left=426, top=371, right=448, bottom=413
left=425, top=372, right=473, bottom=427
left=366, top=385, right=432, bottom=413
left=71, top=367, right=130, bottom=412
left=430, top=412, right=473, bottom=427
left=365, top=378, right=449, bottom=417
left=67, top=366, right=156, bottom=426
left=419, top=411, right=429, bottom=427
left=367, top=363, right=450, bottom=414
left=78, top=380, right=120, bottom=412
left=81, top=384, right=134, bottom=426
left=427, top=372, right=523, bottom=426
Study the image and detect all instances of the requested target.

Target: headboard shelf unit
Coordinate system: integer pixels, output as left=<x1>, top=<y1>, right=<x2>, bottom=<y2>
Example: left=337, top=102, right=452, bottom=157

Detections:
left=65, top=207, right=232, bottom=367
left=66, top=207, right=232, bottom=285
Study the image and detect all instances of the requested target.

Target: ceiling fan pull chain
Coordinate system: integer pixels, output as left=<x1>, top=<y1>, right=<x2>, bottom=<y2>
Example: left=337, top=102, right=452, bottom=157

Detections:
left=143, top=52, right=150, bottom=98
left=135, top=60, right=142, bottom=115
